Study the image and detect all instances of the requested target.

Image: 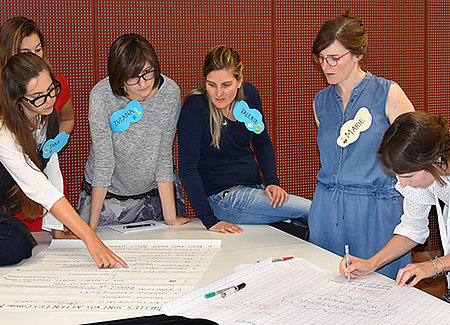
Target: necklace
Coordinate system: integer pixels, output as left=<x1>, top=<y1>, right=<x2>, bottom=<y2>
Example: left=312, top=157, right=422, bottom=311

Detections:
left=221, top=103, right=233, bottom=127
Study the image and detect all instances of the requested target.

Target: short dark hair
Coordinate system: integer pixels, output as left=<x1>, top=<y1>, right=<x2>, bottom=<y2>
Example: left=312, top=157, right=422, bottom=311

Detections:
left=377, top=111, right=450, bottom=185
left=312, top=11, right=368, bottom=65
left=107, top=33, right=160, bottom=98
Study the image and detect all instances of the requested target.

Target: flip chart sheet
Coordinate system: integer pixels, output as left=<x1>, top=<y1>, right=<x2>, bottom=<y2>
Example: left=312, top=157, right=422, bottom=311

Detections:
left=162, top=258, right=450, bottom=324
left=0, top=239, right=220, bottom=312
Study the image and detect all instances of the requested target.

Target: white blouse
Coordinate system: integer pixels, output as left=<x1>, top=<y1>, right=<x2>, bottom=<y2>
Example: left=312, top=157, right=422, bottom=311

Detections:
left=395, top=176, right=450, bottom=252
left=0, top=120, right=64, bottom=230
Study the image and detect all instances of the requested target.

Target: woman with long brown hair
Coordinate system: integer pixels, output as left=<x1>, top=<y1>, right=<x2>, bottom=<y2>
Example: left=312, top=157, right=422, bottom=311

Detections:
left=0, top=52, right=126, bottom=268
left=0, top=16, right=75, bottom=236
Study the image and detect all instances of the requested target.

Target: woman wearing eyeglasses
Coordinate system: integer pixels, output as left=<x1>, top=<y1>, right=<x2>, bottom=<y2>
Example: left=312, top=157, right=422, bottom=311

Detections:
left=77, top=34, right=189, bottom=230
left=0, top=53, right=127, bottom=268
left=0, top=17, right=75, bottom=238
left=309, top=12, right=415, bottom=279
left=0, top=16, right=75, bottom=135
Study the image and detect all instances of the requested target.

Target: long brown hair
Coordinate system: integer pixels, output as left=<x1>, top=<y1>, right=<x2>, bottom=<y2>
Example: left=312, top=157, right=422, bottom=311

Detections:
left=377, top=111, right=450, bottom=185
left=0, top=16, right=49, bottom=68
left=188, top=45, right=244, bottom=149
left=1, top=53, right=54, bottom=219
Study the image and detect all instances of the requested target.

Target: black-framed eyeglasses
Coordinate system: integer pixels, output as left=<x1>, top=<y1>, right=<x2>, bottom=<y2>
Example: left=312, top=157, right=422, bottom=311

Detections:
left=125, top=69, right=156, bottom=86
left=22, top=79, right=61, bottom=108
left=311, top=51, right=351, bottom=66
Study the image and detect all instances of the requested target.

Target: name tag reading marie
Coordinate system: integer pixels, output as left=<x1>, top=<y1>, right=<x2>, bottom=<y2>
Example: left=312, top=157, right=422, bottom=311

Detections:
left=110, top=100, right=143, bottom=133
left=337, top=107, right=372, bottom=148
left=42, top=131, right=70, bottom=158
left=233, top=100, right=265, bottom=134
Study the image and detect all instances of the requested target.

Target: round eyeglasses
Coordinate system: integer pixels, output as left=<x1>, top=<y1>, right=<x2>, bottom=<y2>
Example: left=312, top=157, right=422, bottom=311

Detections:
left=126, top=69, right=156, bottom=86
left=311, top=51, right=351, bottom=66
left=22, top=79, right=61, bottom=108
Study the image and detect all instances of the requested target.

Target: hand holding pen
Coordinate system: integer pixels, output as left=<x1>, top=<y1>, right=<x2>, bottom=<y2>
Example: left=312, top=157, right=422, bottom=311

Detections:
left=339, top=251, right=377, bottom=280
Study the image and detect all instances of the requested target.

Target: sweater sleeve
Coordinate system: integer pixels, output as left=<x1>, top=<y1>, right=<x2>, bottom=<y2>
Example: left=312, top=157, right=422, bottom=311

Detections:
left=155, top=80, right=181, bottom=182
left=246, top=84, right=279, bottom=186
left=177, top=95, right=220, bottom=229
left=0, top=125, right=63, bottom=212
left=88, top=83, right=115, bottom=187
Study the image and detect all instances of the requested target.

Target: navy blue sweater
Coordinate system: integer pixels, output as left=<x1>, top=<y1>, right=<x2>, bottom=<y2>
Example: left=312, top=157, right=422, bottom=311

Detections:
left=177, top=82, right=279, bottom=229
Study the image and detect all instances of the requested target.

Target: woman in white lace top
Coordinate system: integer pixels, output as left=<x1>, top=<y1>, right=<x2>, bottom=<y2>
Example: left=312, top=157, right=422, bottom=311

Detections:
left=339, top=111, right=450, bottom=299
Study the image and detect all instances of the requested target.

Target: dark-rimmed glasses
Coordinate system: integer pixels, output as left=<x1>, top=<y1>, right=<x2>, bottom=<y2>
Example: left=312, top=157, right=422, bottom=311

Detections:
left=311, top=51, right=351, bottom=66
left=125, top=69, right=156, bottom=86
left=22, top=79, right=61, bottom=108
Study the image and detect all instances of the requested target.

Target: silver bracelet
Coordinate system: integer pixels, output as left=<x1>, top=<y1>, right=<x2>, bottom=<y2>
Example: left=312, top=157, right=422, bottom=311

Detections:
left=430, top=258, right=440, bottom=278
left=435, top=256, right=446, bottom=277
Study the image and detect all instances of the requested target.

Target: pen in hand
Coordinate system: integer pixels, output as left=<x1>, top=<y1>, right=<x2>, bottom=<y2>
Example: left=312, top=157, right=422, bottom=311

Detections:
left=345, top=244, right=351, bottom=281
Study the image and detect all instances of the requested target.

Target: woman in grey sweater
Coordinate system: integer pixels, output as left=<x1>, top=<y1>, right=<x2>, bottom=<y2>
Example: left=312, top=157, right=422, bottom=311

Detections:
left=77, top=34, right=189, bottom=229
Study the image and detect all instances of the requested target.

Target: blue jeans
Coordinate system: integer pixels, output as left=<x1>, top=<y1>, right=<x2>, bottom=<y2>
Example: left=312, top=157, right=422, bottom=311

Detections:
left=207, top=185, right=310, bottom=225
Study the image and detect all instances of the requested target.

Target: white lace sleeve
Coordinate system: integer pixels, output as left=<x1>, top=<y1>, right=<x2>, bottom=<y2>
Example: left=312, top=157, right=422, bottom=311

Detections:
left=394, top=183, right=435, bottom=244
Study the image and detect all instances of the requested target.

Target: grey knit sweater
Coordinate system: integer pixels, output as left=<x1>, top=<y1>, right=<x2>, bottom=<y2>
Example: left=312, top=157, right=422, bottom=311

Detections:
left=83, top=75, right=181, bottom=196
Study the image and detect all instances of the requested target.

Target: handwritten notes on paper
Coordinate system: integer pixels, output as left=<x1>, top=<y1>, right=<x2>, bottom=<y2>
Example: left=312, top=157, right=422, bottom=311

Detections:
left=0, top=239, right=220, bottom=312
left=163, top=258, right=450, bottom=325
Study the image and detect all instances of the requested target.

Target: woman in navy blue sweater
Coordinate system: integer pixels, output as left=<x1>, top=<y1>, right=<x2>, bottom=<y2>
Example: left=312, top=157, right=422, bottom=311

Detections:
left=177, top=45, right=310, bottom=234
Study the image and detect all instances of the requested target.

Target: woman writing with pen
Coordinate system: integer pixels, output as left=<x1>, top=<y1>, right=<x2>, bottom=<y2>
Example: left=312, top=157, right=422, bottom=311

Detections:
left=340, top=111, right=450, bottom=303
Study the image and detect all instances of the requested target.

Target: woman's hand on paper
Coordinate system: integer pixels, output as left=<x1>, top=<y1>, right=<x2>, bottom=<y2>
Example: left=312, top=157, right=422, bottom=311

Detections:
left=395, top=261, right=436, bottom=287
left=339, top=255, right=376, bottom=279
left=210, top=221, right=243, bottom=234
left=84, top=236, right=129, bottom=269
left=265, top=185, right=289, bottom=207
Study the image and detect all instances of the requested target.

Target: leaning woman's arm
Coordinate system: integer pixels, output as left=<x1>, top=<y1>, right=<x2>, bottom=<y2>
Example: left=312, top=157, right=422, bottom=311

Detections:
left=86, top=82, right=116, bottom=229
left=154, top=81, right=189, bottom=226
left=340, top=234, right=418, bottom=279
left=88, top=186, right=108, bottom=230
left=157, top=181, right=190, bottom=225
left=0, top=127, right=127, bottom=268
left=50, top=197, right=127, bottom=268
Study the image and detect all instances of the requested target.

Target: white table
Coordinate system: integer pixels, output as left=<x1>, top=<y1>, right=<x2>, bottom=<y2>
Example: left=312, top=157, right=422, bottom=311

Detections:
left=0, top=219, right=371, bottom=324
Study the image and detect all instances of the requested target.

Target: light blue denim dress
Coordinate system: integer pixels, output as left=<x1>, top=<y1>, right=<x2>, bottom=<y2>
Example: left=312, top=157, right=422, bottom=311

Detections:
left=309, top=72, right=411, bottom=279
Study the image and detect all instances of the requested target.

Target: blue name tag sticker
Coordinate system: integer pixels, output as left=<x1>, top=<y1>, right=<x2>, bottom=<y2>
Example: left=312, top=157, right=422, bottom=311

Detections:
left=233, top=100, right=265, bottom=134
left=42, top=131, right=70, bottom=159
left=110, top=100, right=143, bottom=133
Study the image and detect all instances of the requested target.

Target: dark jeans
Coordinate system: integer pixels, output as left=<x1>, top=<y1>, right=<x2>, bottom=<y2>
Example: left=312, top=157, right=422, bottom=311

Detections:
left=0, top=222, right=35, bottom=266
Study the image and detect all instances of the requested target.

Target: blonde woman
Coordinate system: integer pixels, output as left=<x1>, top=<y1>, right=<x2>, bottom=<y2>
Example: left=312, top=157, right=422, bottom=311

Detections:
left=178, top=45, right=310, bottom=234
